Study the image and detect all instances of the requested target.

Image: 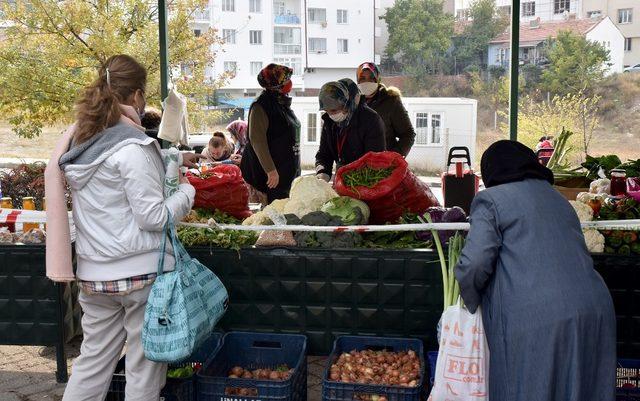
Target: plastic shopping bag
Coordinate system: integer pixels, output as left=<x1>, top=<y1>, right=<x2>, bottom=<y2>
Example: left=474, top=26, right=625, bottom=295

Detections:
left=428, top=304, right=490, bottom=401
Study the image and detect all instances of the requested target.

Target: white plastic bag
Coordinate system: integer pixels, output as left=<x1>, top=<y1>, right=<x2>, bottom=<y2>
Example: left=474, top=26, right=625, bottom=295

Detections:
left=428, top=304, right=490, bottom=401
left=158, top=89, right=189, bottom=146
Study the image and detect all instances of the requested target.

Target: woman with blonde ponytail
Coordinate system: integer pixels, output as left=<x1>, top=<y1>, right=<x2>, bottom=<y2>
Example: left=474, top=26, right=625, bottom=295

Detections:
left=45, top=55, right=197, bottom=401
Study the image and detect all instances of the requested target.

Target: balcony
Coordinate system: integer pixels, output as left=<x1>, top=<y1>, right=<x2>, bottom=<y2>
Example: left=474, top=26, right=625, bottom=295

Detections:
left=274, top=13, right=301, bottom=25
left=192, top=8, right=210, bottom=21
left=274, top=43, right=301, bottom=54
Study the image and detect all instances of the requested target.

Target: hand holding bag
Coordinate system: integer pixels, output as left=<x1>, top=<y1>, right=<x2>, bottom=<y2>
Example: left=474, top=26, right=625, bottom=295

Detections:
left=142, top=213, right=228, bottom=363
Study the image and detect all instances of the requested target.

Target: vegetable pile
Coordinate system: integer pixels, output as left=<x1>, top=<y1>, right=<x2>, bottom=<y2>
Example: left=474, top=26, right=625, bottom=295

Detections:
left=602, top=230, right=640, bottom=255
left=343, top=166, right=394, bottom=189
left=582, top=155, right=640, bottom=180
left=328, top=349, right=420, bottom=387
left=320, top=196, right=370, bottom=225
left=0, top=162, right=72, bottom=210
left=286, top=212, right=363, bottom=248
left=417, top=207, right=467, bottom=246
left=178, top=209, right=257, bottom=250
left=167, top=364, right=201, bottom=379
left=224, top=365, right=294, bottom=397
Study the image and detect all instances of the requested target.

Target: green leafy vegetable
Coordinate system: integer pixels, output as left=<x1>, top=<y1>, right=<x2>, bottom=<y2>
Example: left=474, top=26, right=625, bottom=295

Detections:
left=581, top=154, right=622, bottom=180
left=320, top=196, right=370, bottom=225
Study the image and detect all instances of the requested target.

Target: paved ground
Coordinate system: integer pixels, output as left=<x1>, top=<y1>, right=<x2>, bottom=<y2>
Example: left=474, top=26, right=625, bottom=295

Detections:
left=0, top=340, right=327, bottom=401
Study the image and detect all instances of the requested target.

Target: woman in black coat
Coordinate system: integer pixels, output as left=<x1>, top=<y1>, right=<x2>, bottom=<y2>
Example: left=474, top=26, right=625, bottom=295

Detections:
left=315, top=78, right=386, bottom=181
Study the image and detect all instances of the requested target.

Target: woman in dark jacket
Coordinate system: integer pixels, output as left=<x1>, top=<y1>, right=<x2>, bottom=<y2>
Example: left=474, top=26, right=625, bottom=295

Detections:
left=455, top=140, right=616, bottom=401
left=315, top=78, right=385, bottom=182
left=357, top=62, right=415, bottom=157
left=241, top=64, right=300, bottom=203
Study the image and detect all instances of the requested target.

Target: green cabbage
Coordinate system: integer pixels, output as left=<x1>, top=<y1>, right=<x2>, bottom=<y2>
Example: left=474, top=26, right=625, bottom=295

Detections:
left=320, top=196, right=370, bottom=225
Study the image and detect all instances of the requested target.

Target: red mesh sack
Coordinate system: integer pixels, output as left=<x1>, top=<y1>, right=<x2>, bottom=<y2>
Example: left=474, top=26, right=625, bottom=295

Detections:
left=334, top=151, right=440, bottom=224
left=187, top=165, right=251, bottom=219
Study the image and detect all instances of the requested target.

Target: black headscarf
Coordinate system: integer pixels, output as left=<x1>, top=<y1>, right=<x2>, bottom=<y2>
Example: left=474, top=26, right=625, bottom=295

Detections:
left=481, top=140, right=554, bottom=188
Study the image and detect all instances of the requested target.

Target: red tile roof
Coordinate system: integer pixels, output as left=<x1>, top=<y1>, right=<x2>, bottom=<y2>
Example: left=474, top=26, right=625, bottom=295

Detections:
left=490, top=17, right=604, bottom=44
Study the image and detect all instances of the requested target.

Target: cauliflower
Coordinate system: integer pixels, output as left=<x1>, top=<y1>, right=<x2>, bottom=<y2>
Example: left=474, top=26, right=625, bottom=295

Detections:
left=576, top=192, right=603, bottom=204
left=285, top=176, right=338, bottom=218
left=267, top=198, right=289, bottom=213
left=569, top=200, right=594, bottom=221
left=582, top=229, right=605, bottom=253
left=589, top=178, right=611, bottom=195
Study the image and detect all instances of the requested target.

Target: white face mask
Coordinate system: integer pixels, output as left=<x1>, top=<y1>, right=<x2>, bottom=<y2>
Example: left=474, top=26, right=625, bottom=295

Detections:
left=329, top=111, right=348, bottom=123
left=358, top=82, right=378, bottom=97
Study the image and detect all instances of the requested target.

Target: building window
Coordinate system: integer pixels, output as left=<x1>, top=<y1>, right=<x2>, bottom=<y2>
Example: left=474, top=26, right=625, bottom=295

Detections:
left=456, top=9, right=469, bottom=20
left=337, top=39, right=348, bottom=53
left=308, top=8, right=326, bottom=24
left=496, top=47, right=510, bottom=65
left=554, top=0, right=570, bottom=14
left=274, top=27, right=302, bottom=54
left=415, top=113, right=442, bottom=145
left=224, top=61, right=237, bottom=75
left=250, top=61, right=263, bottom=76
left=250, top=0, right=261, bottom=13
left=431, top=114, right=442, bottom=144
left=223, top=29, right=236, bottom=44
left=522, top=1, right=535, bottom=17
left=222, top=0, right=235, bottom=12
left=619, top=8, right=633, bottom=24
left=194, top=29, right=202, bottom=37
left=625, top=38, right=632, bottom=52
left=308, top=37, right=327, bottom=53
left=273, top=57, right=302, bottom=75
left=499, top=5, right=511, bottom=16
left=250, top=30, right=262, bottom=45
left=337, top=9, right=348, bottom=24
left=274, top=1, right=285, bottom=15
left=307, top=113, right=318, bottom=143
left=587, top=10, right=602, bottom=18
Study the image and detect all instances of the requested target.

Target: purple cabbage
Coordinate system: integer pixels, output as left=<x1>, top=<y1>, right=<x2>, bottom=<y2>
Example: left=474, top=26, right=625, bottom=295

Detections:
left=416, top=206, right=467, bottom=245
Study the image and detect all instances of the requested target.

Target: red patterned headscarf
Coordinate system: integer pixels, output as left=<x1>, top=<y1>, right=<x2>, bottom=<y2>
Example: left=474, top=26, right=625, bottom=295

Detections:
left=357, top=62, right=381, bottom=83
left=257, top=63, right=293, bottom=90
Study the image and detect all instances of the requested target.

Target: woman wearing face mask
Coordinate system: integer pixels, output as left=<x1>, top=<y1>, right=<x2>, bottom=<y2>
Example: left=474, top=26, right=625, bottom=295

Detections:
left=356, top=62, right=415, bottom=157
left=315, top=78, right=386, bottom=182
left=240, top=64, right=300, bottom=203
left=45, top=55, right=196, bottom=400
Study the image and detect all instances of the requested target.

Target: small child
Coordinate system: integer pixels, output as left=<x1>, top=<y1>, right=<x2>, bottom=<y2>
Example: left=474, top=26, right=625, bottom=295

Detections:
left=201, top=132, right=241, bottom=165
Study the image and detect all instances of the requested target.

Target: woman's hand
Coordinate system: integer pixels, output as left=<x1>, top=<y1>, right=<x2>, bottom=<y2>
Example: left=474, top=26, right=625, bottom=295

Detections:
left=182, top=152, right=206, bottom=168
left=179, top=172, right=190, bottom=185
left=230, top=154, right=242, bottom=165
left=266, top=169, right=279, bottom=189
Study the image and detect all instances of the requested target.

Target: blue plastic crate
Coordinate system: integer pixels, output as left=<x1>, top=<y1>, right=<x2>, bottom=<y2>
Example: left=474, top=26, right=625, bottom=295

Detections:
left=322, top=336, right=426, bottom=401
left=618, top=359, right=640, bottom=401
left=197, top=331, right=307, bottom=401
left=106, top=332, right=223, bottom=401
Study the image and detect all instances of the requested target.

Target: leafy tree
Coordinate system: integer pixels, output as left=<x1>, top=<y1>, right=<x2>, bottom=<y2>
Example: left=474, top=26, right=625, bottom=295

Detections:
left=455, top=0, right=509, bottom=69
left=383, top=0, right=453, bottom=74
left=0, top=0, right=228, bottom=138
left=541, top=31, right=610, bottom=96
left=505, top=92, right=601, bottom=160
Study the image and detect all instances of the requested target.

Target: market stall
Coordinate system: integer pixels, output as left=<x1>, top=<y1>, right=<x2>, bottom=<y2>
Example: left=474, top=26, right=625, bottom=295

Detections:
left=1, top=151, right=639, bottom=385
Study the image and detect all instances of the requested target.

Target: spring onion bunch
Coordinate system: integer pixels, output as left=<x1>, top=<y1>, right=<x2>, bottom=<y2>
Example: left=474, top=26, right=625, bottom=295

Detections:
left=420, top=215, right=465, bottom=309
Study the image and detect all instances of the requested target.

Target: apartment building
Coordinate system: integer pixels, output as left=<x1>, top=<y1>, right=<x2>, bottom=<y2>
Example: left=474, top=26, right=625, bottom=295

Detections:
left=582, top=0, right=640, bottom=66
left=195, top=0, right=375, bottom=99
left=455, top=0, right=583, bottom=22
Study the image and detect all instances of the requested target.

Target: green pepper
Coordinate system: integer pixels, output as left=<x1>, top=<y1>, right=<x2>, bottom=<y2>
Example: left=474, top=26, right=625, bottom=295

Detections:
left=618, top=245, right=631, bottom=256
left=623, top=231, right=638, bottom=244
left=604, top=246, right=616, bottom=254
left=607, top=235, right=623, bottom=248
left=631, top=242, right=640, bottom=255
